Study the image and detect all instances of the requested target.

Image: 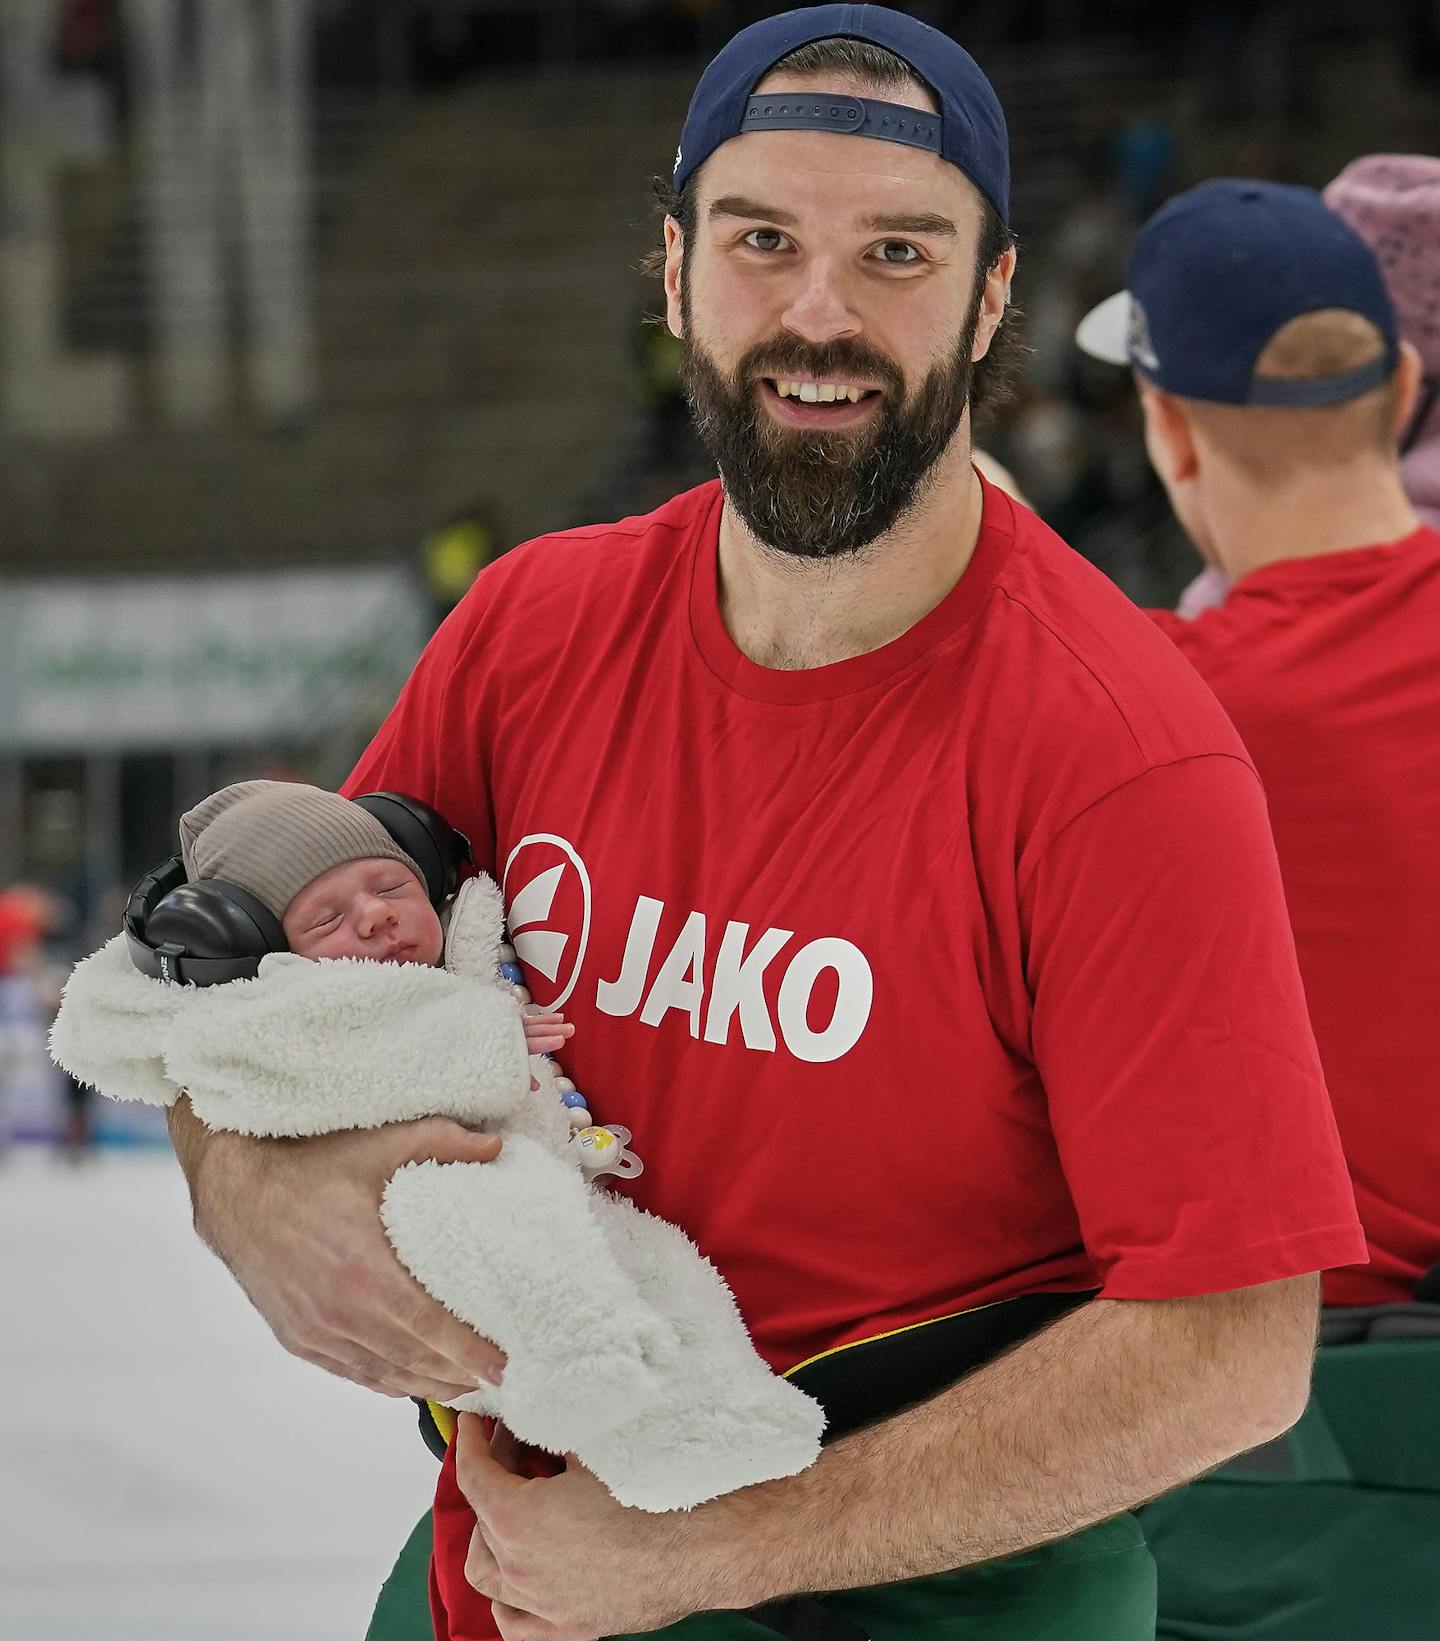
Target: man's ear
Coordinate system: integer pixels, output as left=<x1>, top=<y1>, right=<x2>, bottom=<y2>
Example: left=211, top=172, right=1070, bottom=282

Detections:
left=663, top=217, right=684, bottom=339
left=970, top=244, right=1017, bottom=362
left=1393, top=339, right=1423, bottom=440
left=1138, top=380, right=1200, bottom=485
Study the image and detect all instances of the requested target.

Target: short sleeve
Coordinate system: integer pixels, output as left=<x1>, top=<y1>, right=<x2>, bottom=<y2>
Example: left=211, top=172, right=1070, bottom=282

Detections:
left=342, top=587, right=498, bottom=876
left=1021, top=754, right=1366, bottom=1299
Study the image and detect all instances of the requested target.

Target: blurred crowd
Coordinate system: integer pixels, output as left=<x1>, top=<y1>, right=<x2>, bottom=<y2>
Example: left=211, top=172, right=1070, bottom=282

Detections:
left=310, top=0, right=1440, bottom=87
left=0, top=884, right=96, bottom=1157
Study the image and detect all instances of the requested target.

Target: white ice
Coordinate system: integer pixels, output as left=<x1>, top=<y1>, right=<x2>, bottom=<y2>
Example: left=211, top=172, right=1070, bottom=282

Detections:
left=0, top=1149, right=438, bottom=1641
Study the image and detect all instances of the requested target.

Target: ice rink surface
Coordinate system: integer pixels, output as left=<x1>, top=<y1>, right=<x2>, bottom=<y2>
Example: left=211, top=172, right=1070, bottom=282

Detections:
left=0, top=1149, right=438, bottom=1641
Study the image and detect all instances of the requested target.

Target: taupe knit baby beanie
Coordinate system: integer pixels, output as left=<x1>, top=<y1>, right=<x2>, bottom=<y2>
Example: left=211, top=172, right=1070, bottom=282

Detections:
left=178, top=781, right=424, bottom=920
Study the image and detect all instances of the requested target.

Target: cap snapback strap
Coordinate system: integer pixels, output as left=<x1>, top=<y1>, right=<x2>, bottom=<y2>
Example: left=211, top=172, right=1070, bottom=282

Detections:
left=739, top=92, right=941, bottom=157
left=1246, top=352, right=1394, bottom=408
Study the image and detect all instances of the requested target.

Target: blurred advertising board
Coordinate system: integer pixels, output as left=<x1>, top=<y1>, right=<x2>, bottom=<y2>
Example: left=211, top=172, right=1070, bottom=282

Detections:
left=0, top=568, right=426, bottom=751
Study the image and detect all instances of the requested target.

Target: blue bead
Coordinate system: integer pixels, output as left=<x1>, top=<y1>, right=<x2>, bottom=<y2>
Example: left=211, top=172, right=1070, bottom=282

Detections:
left=561, top=1091, right=589, bottom=1110
left=498, top=961, right=525, bottom=984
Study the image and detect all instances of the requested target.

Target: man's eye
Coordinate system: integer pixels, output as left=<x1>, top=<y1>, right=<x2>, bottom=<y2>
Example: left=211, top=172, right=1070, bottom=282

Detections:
left=871, top=241, right=921, bottom=264
left=742, top=228, right=790, bottom=253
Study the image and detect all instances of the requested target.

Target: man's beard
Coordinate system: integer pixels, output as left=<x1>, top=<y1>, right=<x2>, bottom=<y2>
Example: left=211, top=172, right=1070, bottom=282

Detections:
left=680, top=292, right=983, bottom=560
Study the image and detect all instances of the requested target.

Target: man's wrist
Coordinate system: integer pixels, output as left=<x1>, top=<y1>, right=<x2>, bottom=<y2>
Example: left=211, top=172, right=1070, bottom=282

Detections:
left=678, top=1461, right=825, bottom=1610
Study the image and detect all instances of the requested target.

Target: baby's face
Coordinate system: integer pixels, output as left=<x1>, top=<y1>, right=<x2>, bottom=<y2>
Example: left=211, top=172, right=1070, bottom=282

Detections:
left=282, top=858, right=444, bottom=966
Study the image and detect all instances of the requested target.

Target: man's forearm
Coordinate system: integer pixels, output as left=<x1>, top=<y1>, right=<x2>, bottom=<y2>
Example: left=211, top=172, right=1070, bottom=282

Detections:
left=167, top=1094, right=249, bottom=1255
left=701, top=1278, right=1318, bottom=1605
left=166, top=1094, right=209, bottom=1198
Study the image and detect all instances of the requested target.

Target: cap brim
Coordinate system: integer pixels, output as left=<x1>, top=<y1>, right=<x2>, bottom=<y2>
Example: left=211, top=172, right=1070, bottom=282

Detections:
left=1074, top=290, right=1132, bottom=365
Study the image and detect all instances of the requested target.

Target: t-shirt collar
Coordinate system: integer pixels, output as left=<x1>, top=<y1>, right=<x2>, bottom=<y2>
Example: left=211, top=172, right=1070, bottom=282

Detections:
left=687, top=475, right=1017, bottom=705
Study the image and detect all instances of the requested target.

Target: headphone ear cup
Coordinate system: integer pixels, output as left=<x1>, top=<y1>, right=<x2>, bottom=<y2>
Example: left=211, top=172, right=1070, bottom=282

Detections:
left=353, top=792, right=472, bottom=907
left=145, top=881, right=285, bottom=964
left=124, top=862, right=286, bottom=986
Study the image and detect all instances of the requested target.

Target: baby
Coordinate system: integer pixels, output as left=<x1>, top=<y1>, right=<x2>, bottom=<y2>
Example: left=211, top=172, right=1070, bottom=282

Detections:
left=51, top=781, right=824, bottom=1513
left=277, top=832, right=576, bottom=1104
left=172, top=779, right=635, bottom=1174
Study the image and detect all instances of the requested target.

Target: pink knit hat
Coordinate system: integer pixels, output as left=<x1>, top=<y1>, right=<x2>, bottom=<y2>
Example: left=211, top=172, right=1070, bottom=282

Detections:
left=1324, top=155, right=1440, bottom=527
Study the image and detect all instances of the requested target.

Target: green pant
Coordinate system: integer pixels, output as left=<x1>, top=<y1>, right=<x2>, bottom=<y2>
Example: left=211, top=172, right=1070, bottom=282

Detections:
left=368, top=1511, right=435, bottom=1641
left=367, top=1512, right=1155, bottom=1641
left=1144, top=1336, right=1440, bottom=1640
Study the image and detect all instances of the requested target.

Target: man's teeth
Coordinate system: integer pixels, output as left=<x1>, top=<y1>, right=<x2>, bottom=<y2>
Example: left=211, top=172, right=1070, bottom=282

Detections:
left=773, top=379, right=868, bottom=404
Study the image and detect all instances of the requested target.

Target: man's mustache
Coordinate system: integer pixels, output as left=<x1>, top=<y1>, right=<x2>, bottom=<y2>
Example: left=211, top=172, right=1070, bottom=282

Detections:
left=735, top=339, right=904, bottom=395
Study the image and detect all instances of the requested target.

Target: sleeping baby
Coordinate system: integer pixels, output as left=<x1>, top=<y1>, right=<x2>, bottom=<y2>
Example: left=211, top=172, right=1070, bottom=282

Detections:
left=49, top=780, right=823, bottom=1512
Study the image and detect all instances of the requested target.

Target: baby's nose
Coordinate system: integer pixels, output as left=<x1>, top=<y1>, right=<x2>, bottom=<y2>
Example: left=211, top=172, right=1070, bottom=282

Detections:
left=359, top=896, right=395, bottom=934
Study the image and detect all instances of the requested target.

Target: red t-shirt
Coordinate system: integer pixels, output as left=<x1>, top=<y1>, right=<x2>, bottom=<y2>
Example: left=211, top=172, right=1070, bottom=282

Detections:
left=1148, top=527, right=1440, bottom=1306
left=346, top=479, right=1364, bottom=1639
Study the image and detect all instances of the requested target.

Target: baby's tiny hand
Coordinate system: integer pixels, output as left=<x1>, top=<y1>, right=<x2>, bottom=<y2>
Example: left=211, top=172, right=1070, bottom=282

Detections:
left=522, top=1011, right=574, bottom=1057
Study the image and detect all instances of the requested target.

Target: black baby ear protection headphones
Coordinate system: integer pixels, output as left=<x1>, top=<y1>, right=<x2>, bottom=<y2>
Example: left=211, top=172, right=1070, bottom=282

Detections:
left=123, top=791, right=472, bottom=987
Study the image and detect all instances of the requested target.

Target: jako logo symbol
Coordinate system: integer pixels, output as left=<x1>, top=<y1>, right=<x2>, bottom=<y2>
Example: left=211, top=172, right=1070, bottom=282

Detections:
left=502, top=834, right=593, bottom=1010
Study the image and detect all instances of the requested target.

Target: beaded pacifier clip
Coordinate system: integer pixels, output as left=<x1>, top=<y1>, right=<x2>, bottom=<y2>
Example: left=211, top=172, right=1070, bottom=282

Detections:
left=497, top=939, right=643, bottom=1181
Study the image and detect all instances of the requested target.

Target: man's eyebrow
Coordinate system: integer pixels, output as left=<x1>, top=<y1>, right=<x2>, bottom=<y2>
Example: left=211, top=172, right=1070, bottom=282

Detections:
left=707, top=195, right=798, bottom=226
left=705, top=198, right=959, bottom=239
left=861, top=212, right=957, bottom=237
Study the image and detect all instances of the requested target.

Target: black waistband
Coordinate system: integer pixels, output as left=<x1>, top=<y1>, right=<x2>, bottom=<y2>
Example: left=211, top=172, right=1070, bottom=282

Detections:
left=788, top=1289, right=1097, bottom=1444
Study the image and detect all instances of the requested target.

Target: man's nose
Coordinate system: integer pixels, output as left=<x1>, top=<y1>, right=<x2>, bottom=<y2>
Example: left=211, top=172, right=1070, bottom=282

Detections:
left=780, top=260, right=862, bottom=346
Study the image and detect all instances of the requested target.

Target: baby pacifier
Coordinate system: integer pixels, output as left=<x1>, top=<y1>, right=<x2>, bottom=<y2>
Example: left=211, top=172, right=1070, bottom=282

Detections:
left=571, top=1123, right=643, bottom=1180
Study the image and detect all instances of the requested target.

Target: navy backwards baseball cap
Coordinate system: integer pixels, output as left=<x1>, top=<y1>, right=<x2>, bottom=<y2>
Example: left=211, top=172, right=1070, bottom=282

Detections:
left=1076, top=179, right=1400, bottom=407
left=673, top=4, right=1009, bottom=224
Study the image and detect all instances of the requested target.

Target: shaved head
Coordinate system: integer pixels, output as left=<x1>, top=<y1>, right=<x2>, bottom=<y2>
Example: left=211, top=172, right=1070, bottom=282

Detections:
left=1181, top=309, right=1399, bottom=480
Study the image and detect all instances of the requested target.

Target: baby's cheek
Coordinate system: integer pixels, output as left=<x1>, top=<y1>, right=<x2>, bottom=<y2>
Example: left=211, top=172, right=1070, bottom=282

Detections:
left=416, top=908, right=446, bottom=967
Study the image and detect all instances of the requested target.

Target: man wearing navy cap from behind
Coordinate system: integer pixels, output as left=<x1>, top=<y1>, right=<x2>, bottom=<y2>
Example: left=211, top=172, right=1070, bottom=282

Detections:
left=168, top=15, right=1365, bottom=1641
left=1079, top=178, right=1440, bottom=1641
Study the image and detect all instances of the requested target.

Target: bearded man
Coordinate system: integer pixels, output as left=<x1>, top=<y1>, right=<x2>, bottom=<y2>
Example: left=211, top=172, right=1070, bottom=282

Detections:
left=165, top=10, right=1365, bottom=1641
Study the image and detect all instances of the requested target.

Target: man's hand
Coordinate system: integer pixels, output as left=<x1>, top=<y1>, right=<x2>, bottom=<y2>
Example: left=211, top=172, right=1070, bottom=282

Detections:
left=457, top=1417, right=734, bottom=1640
left=169, top=1097, right=508, bottom=1398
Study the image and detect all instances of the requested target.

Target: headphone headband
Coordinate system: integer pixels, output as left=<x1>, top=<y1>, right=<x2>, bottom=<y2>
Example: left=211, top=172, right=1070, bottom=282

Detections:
left=352, top=792, right=472, bottom=906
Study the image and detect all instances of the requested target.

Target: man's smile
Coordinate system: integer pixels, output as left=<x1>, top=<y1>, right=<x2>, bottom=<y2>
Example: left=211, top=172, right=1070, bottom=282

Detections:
left=758, top=375, right=884, bottom=428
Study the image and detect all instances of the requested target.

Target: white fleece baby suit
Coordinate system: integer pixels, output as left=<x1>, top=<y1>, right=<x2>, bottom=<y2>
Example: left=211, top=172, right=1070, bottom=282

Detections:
left=50, top=874, right=823, bottom=1510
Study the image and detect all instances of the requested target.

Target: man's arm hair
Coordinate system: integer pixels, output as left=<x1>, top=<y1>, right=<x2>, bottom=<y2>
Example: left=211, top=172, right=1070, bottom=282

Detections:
left=166, top=1095, right=212, bottom=1225
left=694, top=1276, right=1318, bottom=1604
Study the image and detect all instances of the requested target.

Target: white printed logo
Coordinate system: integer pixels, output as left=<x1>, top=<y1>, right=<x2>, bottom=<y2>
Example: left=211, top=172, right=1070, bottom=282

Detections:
left=596, top=898, right=874, bottom=1065
left=503, top=834, right=875, bottom=1063
left=502, top=834, right=593, bottom=1010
